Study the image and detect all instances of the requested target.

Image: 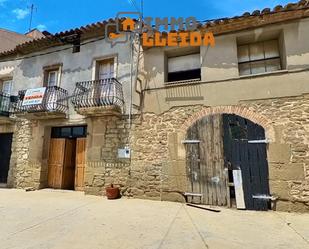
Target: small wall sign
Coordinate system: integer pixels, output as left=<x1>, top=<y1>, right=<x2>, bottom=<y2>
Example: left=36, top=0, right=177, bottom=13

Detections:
left=118, top=148, right=131, bottom=159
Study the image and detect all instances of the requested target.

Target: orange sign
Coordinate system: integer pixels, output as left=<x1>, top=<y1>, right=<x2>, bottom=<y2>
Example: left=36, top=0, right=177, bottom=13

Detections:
left=109, top=17, right=215, bottom=47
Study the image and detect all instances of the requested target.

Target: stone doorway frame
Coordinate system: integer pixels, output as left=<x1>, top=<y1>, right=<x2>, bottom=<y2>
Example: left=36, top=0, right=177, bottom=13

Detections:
left=166, top=105, right=276, bottom=203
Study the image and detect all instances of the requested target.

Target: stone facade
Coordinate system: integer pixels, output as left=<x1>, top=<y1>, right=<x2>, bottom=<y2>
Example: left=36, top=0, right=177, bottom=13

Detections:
left=74, top=93, right=308, bottom=212
left=4, top=93, right=309, bottom=212
left=0, top=3, right=308, bottom=213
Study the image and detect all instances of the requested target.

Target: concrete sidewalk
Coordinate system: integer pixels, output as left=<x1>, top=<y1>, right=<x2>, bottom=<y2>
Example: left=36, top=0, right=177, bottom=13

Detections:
left=0, top=189, right=308, bottom=249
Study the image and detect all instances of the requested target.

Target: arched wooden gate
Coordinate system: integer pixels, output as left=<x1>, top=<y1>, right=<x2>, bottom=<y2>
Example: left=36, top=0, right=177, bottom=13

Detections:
left=186, top=114, right=270, bottom=211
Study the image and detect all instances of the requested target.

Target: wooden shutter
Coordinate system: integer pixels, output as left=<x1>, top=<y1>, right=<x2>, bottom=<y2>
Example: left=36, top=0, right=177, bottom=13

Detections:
left=48, top=138, right=66, bottom=189
left=75, top=138, right=86, bottom=191
left=98, top=59, right=114, bottom=80
left=168, top=54, right=200, bottom=73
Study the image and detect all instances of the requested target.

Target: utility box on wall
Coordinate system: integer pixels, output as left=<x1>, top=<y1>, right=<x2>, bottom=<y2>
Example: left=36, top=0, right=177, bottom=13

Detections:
left=118, top=148, right=131, bottom=159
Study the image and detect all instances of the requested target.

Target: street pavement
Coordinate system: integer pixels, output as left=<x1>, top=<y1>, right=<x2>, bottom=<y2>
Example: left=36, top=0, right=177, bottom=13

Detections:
left=0, top=189, right=308, bottom=249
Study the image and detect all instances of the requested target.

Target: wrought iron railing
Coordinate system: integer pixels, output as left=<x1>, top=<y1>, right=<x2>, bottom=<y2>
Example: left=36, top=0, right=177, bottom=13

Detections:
left=12, top=86, right=69, bottom=114
left=72, top=78, right=124, bottom=110
left=0, top=91, right=10, bottom=117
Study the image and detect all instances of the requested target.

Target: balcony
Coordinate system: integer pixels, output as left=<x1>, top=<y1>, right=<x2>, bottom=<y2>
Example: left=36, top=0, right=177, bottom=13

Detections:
left=12, top=86, right=69, bottom=119
left=0, top=91, right=11, bottom=124
left=72, top=78, right=124, bottom=116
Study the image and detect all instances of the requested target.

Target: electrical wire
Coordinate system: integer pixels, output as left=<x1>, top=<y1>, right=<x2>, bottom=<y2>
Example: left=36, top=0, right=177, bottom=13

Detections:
left=128, top=0, right=140, bottom=12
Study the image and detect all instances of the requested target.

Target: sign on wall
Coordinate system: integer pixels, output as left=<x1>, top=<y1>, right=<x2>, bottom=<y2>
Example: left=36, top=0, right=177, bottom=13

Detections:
left=22, top=87, right=46, bottom=106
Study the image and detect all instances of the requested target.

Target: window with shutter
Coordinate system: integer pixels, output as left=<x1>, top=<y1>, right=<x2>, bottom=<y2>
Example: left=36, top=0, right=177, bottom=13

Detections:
left=167, top=53, right=201, bottom=83
left=43, top=65, right=61, bottom=87
left=237, top=40, right=282, bottom=76
left=47, top=71, right=59, bottom=87
left=96, top=59, right=115, bottom=80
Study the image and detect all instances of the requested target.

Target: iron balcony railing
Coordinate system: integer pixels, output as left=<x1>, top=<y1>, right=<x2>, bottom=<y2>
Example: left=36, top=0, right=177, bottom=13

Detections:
left=72, top=78, right=124, bottom=110
left=0, top=91, right=10, bottom=117
left=12, top=86, right=69, bottom=114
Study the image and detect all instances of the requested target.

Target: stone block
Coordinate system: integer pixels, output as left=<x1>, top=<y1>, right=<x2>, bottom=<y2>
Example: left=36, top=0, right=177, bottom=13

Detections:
left=269, top=163, right=305, bottom=181
left=92, top=135, right=105, bottom=147
left=87, top=147, right=102, bottom=161
left=166, top=176, right=188, bottom=192
left=168, top=133, right=178, bottom=160
left=84, top=186, right=103, bottom=196
left=92, top=120, right=106, bottom=134
left=130, top=187, right=144, bottom=196
left=161, top=192, right=186, bottom=203
left=145, top=191, right=160, bottom=198
left=275, top=201, right=309, bottom=213
left=168, top=160, right=186, bottom=176
left=269, top=180, right=290, bottom=199
left=268, top=143, right=291, bottom=163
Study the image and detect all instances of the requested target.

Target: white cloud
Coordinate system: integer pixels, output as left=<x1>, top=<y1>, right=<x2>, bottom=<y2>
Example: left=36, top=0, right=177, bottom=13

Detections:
left=12, top=8, right=30, bottom=20
left=36, top=24, right=47, bottom=31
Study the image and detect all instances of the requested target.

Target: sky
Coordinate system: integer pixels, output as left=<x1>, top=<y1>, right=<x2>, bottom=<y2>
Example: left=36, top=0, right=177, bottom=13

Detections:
left=0, top=0, right=294, bottom=35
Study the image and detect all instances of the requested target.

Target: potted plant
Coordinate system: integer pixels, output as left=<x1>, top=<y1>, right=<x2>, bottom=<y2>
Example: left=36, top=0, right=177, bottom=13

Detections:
left=105, top=184, right=120, bottom=200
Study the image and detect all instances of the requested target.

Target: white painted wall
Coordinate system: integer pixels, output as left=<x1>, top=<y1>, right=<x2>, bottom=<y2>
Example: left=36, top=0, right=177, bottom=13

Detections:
left=0, top=38, right=134, bottom=119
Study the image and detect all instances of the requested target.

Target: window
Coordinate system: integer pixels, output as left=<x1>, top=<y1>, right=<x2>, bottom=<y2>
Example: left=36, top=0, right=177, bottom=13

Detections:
left=96, top=59, right=115, bottom=80
left=47, top=71, right=58, bottom=87
left=51, top=126, right=87, bottom=138
left=0, top=80, right=12, bottom=94
left=43, top=65, right=62, bottom=87
left=238, top=40, right=281, bottom=76
left=167, top=53, right=201, bottom=82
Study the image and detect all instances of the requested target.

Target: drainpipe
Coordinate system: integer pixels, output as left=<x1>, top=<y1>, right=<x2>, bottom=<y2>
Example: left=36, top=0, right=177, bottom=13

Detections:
left=129, top=33, right=134, bottom=129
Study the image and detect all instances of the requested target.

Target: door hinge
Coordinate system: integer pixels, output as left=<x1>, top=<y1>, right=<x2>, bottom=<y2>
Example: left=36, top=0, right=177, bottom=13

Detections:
left=182, top=140, right=200, bottom=144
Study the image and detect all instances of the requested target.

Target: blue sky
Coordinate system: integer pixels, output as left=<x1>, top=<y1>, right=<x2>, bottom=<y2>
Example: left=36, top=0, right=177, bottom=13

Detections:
left=0, top=0, right=293, bottom=34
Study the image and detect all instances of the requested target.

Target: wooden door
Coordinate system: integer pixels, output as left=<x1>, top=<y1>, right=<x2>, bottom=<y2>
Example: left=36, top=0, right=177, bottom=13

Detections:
left=223, top=114, right=270, bottom=211
left=48, top=138, right=66, bottom=189
left=75, top=138, right=86, bottom=191
left=0, top=133, right=13, bottom=183
left=186, top=142, right=201, bottom=204
left=186, top=114, right=228, bottom=206
left=62, top=139, right=76, bottom=190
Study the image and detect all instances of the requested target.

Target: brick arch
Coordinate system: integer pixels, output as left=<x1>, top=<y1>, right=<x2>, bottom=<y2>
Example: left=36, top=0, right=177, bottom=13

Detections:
left=180, top=106, right=275, bottom=141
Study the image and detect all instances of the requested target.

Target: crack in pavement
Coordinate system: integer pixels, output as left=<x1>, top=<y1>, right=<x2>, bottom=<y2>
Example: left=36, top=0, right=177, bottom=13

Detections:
left=274, top=212, right=309, bottom=245
left=157, top=204, right=209, bottom=249
left=183, top=205, right=209, bottom=249
left=157, top=204, right=183, bottom=249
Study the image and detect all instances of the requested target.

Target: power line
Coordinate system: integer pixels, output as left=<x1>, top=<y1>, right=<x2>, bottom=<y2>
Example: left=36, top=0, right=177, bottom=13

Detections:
left=128, top=0, right=140, bottom=12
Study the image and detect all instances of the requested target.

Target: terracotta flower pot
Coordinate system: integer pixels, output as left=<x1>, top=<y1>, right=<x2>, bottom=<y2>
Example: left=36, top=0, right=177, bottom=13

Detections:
left=105, top=184, right=120, bottom=200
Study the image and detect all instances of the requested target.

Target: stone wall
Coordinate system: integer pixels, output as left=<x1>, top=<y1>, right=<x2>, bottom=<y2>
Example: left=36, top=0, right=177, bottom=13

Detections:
left=7, top=119, right=41, bottom=189
left=6, top=94, right=309, bottom=212
left=124, top=94, right=309, bottom=211
left=84, top=116, right=131, bottom=196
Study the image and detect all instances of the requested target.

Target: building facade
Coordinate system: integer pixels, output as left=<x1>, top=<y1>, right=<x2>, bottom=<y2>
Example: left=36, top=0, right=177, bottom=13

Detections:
left=0, top=1, right=309, bottom=212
